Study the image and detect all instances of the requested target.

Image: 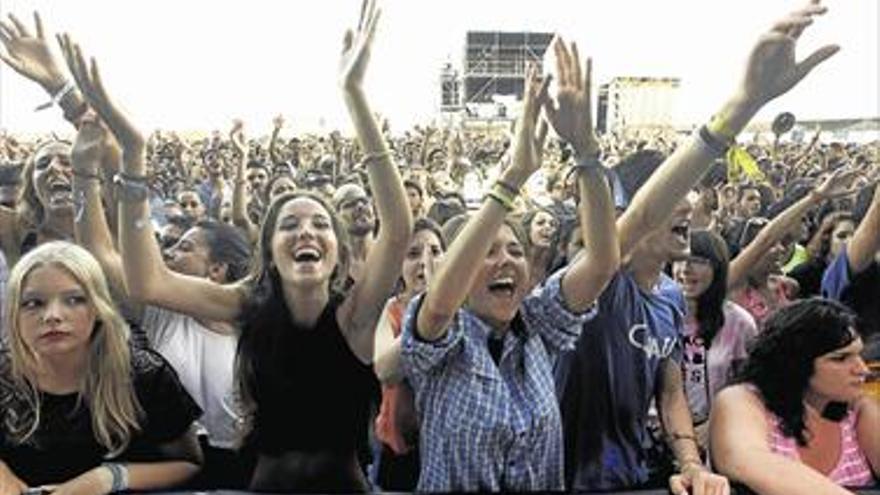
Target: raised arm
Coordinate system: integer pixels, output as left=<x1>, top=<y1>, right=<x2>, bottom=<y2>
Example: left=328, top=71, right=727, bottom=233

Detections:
left=710, top=385, right=853, bottom=495
left=60, top=35, right=245, bottom=323
left=846, top=183, right=880, bottom=274
left=336, top=0, right=413, bottom=362
left=67, top=111, right=136, bottom=311
left=268, top=114, right=285, bottom=166
left=728, top=167, right=858, bottom=290
left=617, top=1, right=839, bottom=258
left=229, top=120, right=259, bottom=244
left=543, top=40, right=619, bottom=312
left=0, top=12, right=88, bottom=127
left=416, top=65, right=548, bottom=341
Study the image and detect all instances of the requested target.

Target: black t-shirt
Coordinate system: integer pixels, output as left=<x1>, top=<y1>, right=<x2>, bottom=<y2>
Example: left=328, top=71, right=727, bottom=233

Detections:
left=248, top=295, right=380, bottom=455
left=0, top=348, right=202, bottom=485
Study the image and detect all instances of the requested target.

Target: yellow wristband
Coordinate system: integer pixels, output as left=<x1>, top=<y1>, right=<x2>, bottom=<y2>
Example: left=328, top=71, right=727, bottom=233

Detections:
left=486, top=190, right=514, bottom=211
left=708, top=113, right=737, bottom=143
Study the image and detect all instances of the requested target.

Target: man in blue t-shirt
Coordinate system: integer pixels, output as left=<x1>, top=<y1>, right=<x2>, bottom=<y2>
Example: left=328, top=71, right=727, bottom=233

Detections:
left=822, top=184, right=880, bottom=359
left=556, top=151, right=714, bottom=491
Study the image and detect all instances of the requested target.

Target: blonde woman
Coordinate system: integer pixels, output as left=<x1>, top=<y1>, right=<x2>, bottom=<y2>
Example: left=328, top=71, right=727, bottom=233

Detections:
left=0, top=242, right=202, bottom=493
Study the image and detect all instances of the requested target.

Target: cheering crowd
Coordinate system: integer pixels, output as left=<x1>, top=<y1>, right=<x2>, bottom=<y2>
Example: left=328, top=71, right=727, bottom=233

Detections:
left=0, top=1, right=878, bottom=494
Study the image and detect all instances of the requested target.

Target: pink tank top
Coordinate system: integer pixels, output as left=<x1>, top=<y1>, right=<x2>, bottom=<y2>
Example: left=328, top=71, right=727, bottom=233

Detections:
left=765, top=405, right=874, bottom=487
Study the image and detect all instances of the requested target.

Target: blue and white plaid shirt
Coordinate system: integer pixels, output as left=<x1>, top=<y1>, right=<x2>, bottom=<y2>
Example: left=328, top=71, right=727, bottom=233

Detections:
left=402, top=269, right=595, bottom=492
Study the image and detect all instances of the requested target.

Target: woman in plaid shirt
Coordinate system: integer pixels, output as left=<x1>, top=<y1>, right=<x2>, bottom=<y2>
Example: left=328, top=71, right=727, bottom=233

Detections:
left=401, top=39, right=620, bottom=492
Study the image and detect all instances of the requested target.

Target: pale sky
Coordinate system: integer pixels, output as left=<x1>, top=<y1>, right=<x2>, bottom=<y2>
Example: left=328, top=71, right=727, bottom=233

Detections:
left=1, top=0, right=877, bottom=137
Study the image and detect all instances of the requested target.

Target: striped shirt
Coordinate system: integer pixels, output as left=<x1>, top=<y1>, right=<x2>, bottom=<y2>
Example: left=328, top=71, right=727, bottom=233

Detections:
left=765, top=401, right=874, bottom=487
left=401, top=269, right=595, bottom=492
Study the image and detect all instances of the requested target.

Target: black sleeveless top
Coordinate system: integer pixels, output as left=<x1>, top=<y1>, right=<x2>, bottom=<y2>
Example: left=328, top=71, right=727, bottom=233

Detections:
left=249, top=294, right=379, bottom=455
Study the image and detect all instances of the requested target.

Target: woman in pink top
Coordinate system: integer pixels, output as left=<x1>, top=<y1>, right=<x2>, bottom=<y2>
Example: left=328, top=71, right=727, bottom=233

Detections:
left=673, top=230, right=759, bottom=450
left=711, top=299, right=879, bottom=494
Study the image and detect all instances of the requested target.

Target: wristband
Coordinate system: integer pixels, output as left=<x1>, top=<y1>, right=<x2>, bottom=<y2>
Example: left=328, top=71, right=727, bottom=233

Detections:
left=362, top=150, right=392, bottom=164
left=35, top=80, right=75, bottom=112
left=708, top=112, right=737, bottom=143
left=113, top=173, right=150, bottom=202
left=697, top=125, right=731, bottom=156
left=102, top=462, right=129, bottom=493
left=564, top=154, right=604, bottom=184
left=494, top=179, right=519, bottom=196
left=485, top=190, right=514, bottom=211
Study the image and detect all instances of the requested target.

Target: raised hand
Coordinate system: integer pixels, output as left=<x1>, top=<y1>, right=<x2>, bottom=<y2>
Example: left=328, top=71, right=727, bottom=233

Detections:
left=813, top=166, right=862, bottom=199
left=738, top=0, right=839, bottom=107
left=543, top=36, right=598, bottom=159
left=272, top=114, right=285, bottom=131
left=57, top=34, right=144, bottom=156
left=230, top=119, right=246, bottom=155
left=510, top=64, right=550, bottom=178
left=0, top=12, right=66, bottom=92
left=339, top=0, right=381, bottom=91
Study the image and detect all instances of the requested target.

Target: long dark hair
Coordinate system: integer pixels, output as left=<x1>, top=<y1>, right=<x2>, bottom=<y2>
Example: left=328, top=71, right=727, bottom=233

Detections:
left=234, top=191, right=351, bottom=437
left=735, top=298, right=860, bottom=446
left=521, top=206, right=563, bottom=275
left=689, top=230, right=729, bottom=348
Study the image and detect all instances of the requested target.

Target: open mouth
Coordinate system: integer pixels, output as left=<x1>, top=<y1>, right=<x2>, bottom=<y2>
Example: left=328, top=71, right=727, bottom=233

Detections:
left=670, top=221, right=690, bottom=244
left=293, top=246, right=322, bottom=264
left=48, top=181, right=73, bottom=203
left=487, top=277, right=517, bottom=297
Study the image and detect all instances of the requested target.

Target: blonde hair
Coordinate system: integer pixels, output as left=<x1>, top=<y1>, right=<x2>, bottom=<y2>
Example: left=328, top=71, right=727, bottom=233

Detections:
left=2, top=241, right=142, bottom=456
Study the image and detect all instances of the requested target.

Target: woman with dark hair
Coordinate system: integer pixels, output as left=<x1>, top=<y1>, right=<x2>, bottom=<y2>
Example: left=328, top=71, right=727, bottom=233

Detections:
left=710, top=299, right=879, bottom=493
left=372, top=217, right=446, bottom=491
left=671, top=230, right=758, bottom=449
left=521, top=205, right=563, bottom=289
left=65, top=1, right=412, bottom=490
left=402, top=46, right=620, bottom=491
left=789, top=211, right=855, bottom=297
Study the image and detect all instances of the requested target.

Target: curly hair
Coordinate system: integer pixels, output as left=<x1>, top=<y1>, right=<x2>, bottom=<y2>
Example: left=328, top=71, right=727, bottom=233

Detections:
left=735, top=298, right=859, bottom=446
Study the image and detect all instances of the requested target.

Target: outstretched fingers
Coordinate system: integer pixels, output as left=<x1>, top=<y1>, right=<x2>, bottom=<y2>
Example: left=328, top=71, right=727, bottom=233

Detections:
left=795, top=44, right=840, bottom=80
left=33, top=12, right=44, bottom=40
left=7, top=14, right=30, bottom=38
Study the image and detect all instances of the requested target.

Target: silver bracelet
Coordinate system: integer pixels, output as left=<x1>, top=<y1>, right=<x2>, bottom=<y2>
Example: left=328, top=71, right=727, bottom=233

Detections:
left=102, top=462, right=129, bottom=493
left=35, top=80, right=75, bottom=112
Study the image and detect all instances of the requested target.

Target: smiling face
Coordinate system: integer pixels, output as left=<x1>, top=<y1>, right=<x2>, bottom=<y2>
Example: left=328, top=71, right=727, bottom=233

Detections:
left=402, top=229, right=444, bottom=297
left=466, top=224, right=530, bottom=328
left=270, top=196, right=341, bottom=289
left=18, top=264, right=97, bottom=360
left=529, top=210, right=559, bottom=249
left=673, top=255, right=714, bottom=299
left=808, top=337, right=870, bottom=404
left=32, top=142, right=74, bottom=213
